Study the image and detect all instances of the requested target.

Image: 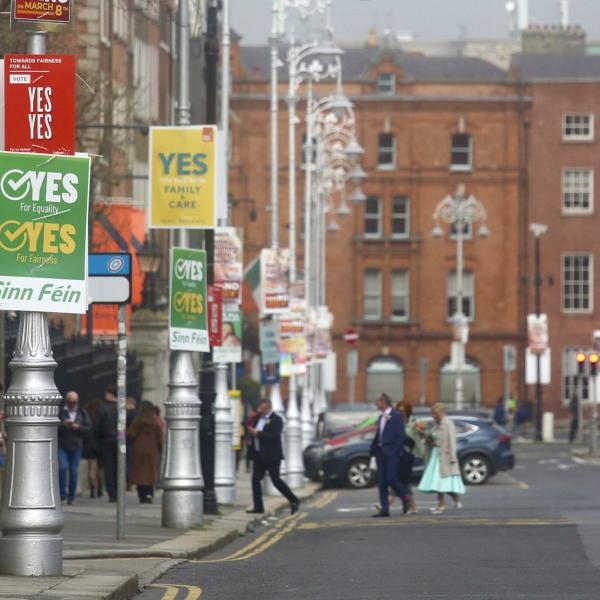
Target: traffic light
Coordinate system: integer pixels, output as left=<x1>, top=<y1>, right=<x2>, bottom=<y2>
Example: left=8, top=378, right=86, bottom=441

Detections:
left=590, top=352, right=599, bottom=376
left=577, top=351, right=587, bottom=376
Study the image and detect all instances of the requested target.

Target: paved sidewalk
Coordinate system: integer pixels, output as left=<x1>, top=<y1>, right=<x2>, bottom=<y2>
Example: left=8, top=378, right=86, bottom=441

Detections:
left=0, top=470, right=320, bottom=600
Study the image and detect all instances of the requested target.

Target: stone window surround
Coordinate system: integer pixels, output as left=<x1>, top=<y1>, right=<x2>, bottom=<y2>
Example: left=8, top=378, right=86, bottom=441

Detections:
left=562, top=252, right=593, bottom=314
left=562, top=112, right=595, bottom=142
left=562, top=167, right=594, bottom=215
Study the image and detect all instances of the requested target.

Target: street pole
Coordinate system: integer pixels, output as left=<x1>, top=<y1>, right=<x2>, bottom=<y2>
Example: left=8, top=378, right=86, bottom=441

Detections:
left=534, top=234, right=543, bottom=442
left=162, top=0, right=204, bottom=529
left=0, top=30, right=65, bottom=578
left=213, top=0, right=236, bottom=506
left=591, top=373, right=598, bottom=454
left=116, top=305, right=127, bottom=540
left=454, top=207, right=465, bottom=411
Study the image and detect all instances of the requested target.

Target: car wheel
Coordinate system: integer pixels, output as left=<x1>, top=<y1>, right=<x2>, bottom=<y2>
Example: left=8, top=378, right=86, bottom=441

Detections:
left=346, top=458, right=373, bottom=489
left=460, top=454, right=490, bottom=485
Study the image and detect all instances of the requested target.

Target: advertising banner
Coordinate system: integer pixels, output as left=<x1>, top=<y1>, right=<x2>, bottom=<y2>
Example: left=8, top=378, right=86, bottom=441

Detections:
left=260, top=247, right=290, bottom=314
left=4, top=54, right=76, bottom=155
left=0, top=151, right=90, bottom=313
left=215, top=227, right=243, bottom=302
left=13, top=0, right=72, bottom=24
left=261, top=360, right=280, bottom=385
left=149, top=126, right=217, bottom=229
left=169, top=247, right=209, bottom=352
left=207, top=285, right=223, bottom=347
left=259, top=319, right=280, bottom=364
left=213, top=303, right=242, bottom=363
left=280, top=335, right=307, bottom=377
left=527, top=313, right=548, bottom=354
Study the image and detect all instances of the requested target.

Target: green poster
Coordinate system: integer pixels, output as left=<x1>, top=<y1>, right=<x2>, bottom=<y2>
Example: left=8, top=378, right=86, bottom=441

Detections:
left=169, top=247, right=209, bottom=351
left=0, top=151, right=90, bottom=314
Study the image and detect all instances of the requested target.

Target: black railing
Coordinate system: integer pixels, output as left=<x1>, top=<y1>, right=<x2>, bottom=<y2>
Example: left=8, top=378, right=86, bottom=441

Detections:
left=3, top=315, right=144, bottom=406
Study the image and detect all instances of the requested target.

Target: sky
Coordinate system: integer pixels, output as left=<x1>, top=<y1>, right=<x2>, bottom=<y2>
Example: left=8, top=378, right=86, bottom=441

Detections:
left=230, top=0, right=600, bottom=45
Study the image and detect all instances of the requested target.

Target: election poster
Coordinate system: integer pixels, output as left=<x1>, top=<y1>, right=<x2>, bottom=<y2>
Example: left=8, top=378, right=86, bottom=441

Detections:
left=215, top=227, right=243, bottom=302
left=169, top=247, right=209, bottom=352
left=280, top=335, right=307, bottom=377
left=4, top=54, right=76, bottom=155
left=13, top=0, right=72, bottom=24
left=213, top=303, right=242, bottom=364
left=260, top=247, right=290, bottom=314
left=0, top=151, right=90, bottom=313
left=207, top=285, right=223, bottom=347
left=149, top=126, right=217, bottom=229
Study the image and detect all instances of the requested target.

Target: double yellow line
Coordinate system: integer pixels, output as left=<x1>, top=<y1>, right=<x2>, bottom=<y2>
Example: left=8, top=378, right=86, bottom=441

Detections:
left=191, top=511, right=307, bottom=564
left=307, top=491, right=338, bottom=509
left=150, top=584, right=202, bottom=600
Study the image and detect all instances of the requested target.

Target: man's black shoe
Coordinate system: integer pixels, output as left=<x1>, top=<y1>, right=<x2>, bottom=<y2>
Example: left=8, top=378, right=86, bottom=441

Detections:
left=290, top=499, right=300, bottom=515
left=402, top=496, right=410, bottom=515
left=245, top=509, right=265, bottom=514
left=372, top=511, right=390, bottom=518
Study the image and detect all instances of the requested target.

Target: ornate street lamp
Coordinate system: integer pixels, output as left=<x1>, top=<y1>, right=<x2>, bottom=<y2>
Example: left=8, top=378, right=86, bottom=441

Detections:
left=137, top=235, right=163, bottom=310
left=432, top=185, right=489, bottom=410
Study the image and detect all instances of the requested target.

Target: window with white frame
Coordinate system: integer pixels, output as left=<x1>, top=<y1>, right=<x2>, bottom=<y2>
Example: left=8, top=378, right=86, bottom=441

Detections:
left=450, top=133, right=472, bottom=170
left=563, top=113, right=594, bottom=141
left=391, top=196, right=409, bottom=238
left=377, top=72, right=395, bottom=95
left=391, top=270, right=409, bottom=321
left=100, top=1, right=111, bottom=45
left=563, top=347, right=590, bottom=403
left=447, top=270, right=474, bottom=320
left=562, top=253, right=593, bottom=313
left=377, top=133, right=396, bottom=169
left=364, top=196, right=382, bottom=238
left=133, top=37, right=160, bottom=121
left=112, top=0, right=129, bottom=42
left=364, top=269, right=382, bottom=320
left=562, top=168, right=594, bottom=213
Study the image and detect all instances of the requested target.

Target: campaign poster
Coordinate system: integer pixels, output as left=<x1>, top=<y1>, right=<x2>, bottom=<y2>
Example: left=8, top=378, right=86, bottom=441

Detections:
left=215, top=226, right=243, bottom=302
left=213, top=303, right=242, bottom=363
left=260, top=247, right=290, bottom=314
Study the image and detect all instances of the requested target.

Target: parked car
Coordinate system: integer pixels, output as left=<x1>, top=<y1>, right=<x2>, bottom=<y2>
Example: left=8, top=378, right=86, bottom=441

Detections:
left=306, top=414, right=514, bottom=489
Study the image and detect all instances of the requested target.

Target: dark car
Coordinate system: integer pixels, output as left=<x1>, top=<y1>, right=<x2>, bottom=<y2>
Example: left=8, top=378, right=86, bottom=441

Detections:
left=309, top=415, right=514, bottom=489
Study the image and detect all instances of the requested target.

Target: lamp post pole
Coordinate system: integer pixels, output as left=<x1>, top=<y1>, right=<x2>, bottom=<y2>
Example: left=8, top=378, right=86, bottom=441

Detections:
left=213, top=0, right=236, bottom=506
left=161, top=0, right=204, bottom=529
left=0, top=30, right=65, bottom=578
left=454, top=206, right=465, bottom=410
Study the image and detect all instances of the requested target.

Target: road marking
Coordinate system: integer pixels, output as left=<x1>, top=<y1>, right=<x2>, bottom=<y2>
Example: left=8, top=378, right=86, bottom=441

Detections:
left=190, top=512, right=306, bottom=564
left=296, top=516, right=569, bottom=531
left=149, top=584, right=202, bottom=600
left=502, top=473, right=530, bottom=489
left=308, top=491, right=338, bottom=509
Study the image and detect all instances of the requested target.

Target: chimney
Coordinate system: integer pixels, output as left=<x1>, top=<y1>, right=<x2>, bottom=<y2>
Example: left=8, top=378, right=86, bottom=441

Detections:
left=367, top=27, right=377, bottom=48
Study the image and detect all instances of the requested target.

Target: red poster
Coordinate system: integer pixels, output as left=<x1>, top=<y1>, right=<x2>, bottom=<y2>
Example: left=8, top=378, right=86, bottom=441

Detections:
left=13, top=0, right=72, bottom=24
left=208, top=286, right=223, bottom=347
left=4, top=54, right=76, bottom=155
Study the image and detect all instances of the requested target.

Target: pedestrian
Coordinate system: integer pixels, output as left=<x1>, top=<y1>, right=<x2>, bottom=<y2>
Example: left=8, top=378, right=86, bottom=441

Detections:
left=494, top=397, right=507, bottom=427
left=58, top=391, right=91, bottom=505
left=245, top=398, right=300, bottom=515
left=95, top=386, right=118, bottom=502
left=569, top=392, right=579, bottom=443
left=127, top=401, right=163, bottom=503
left=370, top=393, right=409, bottom=518
left=244, top=407, right=259, bottom=473
left=126, top=396, right=138, bottom=491
left=418, top=403, right=465, bottom=514
left=83, top=398, right=104, bottom=498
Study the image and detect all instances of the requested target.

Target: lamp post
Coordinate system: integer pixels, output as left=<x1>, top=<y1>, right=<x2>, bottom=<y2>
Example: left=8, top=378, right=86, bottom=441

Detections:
left=138, top=235, right=163, bottom=309
left=530, top=223, right=547, bottom=442
left=432, top=185, right=489, bottom=410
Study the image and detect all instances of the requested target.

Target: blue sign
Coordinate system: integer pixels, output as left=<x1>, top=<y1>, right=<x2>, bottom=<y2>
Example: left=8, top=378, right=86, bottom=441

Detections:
left=89, top=253, right=131, bottom=276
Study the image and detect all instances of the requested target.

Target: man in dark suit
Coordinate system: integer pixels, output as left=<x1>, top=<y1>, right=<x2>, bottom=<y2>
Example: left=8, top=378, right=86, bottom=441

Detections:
left=246, top=399, right=300, bottom=515
left=370, top=393, right=409, bottom=517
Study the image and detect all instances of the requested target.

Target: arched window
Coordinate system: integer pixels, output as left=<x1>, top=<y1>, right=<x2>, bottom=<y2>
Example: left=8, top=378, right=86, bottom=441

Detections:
left=450, top=133, right=472, bottom=170
left=367, top=357, right=404, bottom=403
left=440, top=358, right=481, bottom=407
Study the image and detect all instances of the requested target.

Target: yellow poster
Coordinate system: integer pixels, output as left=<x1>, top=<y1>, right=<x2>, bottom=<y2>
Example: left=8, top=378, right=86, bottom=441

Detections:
left=149, top=126, right=217, bottom=229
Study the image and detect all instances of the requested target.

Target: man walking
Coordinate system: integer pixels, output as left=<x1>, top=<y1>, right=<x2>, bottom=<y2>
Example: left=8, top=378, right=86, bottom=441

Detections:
left=58, top=391, right=91, bottom=505
left=370, top=393, right=409, bottom=517
left=246, top=399, right=300, bottom=515
left=95, top=386, right=118, bottom=502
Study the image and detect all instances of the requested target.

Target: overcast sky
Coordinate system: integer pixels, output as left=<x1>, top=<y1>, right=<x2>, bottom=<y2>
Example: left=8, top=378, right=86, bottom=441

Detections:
left=230, top=0, right=600, bottom=45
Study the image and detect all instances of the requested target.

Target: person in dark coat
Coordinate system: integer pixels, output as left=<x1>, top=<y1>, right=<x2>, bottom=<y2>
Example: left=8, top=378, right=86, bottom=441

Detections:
left=127, top=401, right=163, bottom=503
left=83, top=398, right=104, bottom=498
left=58, top=391, right=91, bottom=505
left=246, top=398, right=300, bottom=515
left=95, top=386, right=118, bottom=502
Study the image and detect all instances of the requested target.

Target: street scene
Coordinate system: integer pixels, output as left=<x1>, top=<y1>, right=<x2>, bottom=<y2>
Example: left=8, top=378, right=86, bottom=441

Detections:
left=2, top=0, right=600, bottom=598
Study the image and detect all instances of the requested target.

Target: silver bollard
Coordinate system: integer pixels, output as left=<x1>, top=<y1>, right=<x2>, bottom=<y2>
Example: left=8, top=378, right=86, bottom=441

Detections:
left=286, top=376, right=304, bottom=488
left=0, top=312, right=64, bottom=575
left=214, top=363, right=235, bottom=504
left=161, top=351, right=204, bottom=528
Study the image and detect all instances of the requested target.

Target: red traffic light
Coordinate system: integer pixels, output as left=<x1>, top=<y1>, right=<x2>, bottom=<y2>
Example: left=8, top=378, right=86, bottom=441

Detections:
left=577, top=352, right=587, bottom=363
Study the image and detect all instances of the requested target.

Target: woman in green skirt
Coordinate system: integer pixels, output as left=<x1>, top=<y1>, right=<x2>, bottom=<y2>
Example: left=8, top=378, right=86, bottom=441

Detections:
left=418, top=403, right=465, bottom=514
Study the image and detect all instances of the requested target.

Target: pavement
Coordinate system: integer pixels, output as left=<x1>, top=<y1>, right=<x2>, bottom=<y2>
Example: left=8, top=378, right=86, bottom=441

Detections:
left=0, top=469, right=319, bottom=600
left=132, top=442, right=600, bottom=600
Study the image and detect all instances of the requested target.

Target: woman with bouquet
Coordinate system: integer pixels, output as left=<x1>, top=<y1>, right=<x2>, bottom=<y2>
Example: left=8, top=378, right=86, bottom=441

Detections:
left=418, top=403, right=465, bottom=514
